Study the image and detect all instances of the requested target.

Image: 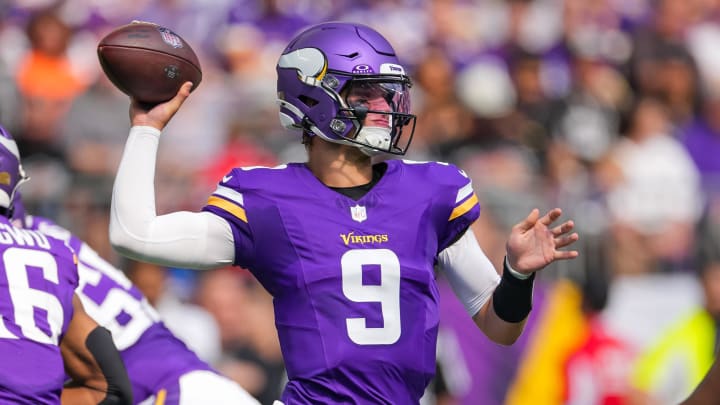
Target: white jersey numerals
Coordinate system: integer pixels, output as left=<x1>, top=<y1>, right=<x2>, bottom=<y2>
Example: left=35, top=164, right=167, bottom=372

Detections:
left=0, top=248, right=65, bottom=345
left=341, top=249, right=401, bottom=345
left=75, top=244, right=160, bottom=350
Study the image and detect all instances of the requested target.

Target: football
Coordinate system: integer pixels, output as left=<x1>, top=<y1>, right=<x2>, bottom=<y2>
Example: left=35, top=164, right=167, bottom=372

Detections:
left=97, top=21, right=202, bottom=104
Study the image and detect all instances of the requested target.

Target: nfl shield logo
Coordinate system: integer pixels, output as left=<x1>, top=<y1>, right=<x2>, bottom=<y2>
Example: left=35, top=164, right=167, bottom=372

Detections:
left=350, top=204, right=367, bottom=223
left=158, top=27, right=183, bottom=48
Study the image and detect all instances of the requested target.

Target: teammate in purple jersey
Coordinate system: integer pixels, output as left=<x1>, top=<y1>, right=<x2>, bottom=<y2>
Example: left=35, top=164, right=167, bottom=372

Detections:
left=12, top=195, right=259, bottom=405
left=109, top=22, right=579, bottom=404
left=0, top=126, right=132, bottom=405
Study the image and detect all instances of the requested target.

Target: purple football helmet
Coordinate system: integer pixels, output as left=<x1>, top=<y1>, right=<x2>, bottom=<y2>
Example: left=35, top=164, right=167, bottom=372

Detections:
left=0, top=126, right=27, bottom=215
left=276, top=22, right=416, bottom=155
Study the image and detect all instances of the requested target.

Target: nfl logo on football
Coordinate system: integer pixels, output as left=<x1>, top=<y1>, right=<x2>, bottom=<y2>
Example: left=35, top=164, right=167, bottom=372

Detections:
left=158, top=27, right=183, bottom=48
left=350, top=204, right=367, bottom=223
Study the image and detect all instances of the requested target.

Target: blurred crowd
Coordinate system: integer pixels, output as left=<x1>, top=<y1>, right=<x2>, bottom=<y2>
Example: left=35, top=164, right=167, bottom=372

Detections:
left=1, top=0, right=720, bottom=404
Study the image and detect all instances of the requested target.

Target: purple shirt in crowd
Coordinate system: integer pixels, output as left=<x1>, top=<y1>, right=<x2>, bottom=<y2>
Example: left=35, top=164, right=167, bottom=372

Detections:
left=680, top=117, right=720, bottom=181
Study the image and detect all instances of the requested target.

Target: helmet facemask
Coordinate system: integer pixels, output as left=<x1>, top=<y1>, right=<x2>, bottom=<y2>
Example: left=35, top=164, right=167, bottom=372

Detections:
left=333, top=75, right=416, bottom=156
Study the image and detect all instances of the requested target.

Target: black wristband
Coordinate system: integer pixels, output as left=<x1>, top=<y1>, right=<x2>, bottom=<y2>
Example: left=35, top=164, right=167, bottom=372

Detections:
left=492, top=258, right=536, bottom=323
left=86, top=326, right=133, bottom=405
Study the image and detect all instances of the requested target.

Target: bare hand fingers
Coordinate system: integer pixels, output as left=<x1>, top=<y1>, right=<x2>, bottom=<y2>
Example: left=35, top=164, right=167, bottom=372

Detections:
left=131, top=82, right=193, bottom=128
left=166, top=81, right=193, bottom=110
left=554, top=250, right=579, bottom=260
left=179, top=81, right=193, bottom=97
left=551, top=220, right=575, bottom=237
left=555, top=232, right=579, bottom=249
left=540, top=208, right=563, bottom=226
left=516, top=208, right=540, bottom=231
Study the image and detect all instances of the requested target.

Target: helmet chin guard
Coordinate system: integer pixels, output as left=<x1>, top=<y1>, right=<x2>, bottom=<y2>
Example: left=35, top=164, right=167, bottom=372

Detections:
left=276, top=22, right=416, bottom=155
left=356, top=127, right=391, bottom=156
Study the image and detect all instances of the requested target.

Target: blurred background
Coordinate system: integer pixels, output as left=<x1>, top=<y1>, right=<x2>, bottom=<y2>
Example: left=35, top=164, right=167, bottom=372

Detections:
left=1, top=0, right=719, bottom=404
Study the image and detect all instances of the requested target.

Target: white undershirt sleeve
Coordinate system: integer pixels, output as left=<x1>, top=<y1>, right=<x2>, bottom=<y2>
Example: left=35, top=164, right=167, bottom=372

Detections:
left=109, top=126, right=235, bottom=269
left=438, top=229, right=501, bottom=317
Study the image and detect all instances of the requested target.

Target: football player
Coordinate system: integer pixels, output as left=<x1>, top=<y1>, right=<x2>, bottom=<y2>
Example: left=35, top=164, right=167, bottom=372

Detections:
left=0, top=126, right=132, bottom=405
left=11, top=195, right=260, bottom=405
left=109, top=22, right=579, bottom=404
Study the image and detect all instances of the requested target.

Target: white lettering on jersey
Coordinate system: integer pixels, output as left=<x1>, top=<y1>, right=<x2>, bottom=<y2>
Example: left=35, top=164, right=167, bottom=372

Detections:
left=0, top=224, right=50, bottom=249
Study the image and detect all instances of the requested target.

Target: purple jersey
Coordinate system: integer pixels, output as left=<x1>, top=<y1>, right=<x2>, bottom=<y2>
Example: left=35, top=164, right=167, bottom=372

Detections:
left=24, top=216, right=213, bottom=403
left=0, top=216, right=79, bottom=404
left=203, top=159, right=480, bottom=404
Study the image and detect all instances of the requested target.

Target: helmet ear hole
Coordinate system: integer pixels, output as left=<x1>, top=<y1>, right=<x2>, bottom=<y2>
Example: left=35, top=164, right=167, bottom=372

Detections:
left=298, top=95, right=319, bottom=107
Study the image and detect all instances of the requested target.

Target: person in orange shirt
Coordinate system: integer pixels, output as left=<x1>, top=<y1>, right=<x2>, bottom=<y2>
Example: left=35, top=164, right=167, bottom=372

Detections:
left=16, top=11, right=85, bottom=100
left=15, top=10, right=87, bottom=158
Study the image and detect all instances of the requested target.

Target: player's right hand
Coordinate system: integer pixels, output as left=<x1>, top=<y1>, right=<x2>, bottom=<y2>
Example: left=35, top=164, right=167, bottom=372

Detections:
left=130, top=81, right=193, bottom=131
left=505, top=208, right=579, bottom=275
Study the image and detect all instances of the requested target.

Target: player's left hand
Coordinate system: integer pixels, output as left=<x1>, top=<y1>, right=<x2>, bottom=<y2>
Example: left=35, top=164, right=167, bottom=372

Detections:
left=505, top=208, right=579, bottom=275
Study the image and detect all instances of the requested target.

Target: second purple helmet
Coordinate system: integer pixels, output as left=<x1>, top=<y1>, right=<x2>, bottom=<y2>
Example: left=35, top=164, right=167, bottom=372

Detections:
left=0, top=126, right=27, bottom=215
left=276, top=22, right=416, bottom=155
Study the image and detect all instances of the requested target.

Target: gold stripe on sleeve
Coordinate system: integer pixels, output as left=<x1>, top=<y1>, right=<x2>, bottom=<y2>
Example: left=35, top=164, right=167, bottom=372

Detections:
left=448, top=193, right=479, bottom=221
left=154, top=389, right=167, bottom=405
left=207, top=196, right=248, bottom=223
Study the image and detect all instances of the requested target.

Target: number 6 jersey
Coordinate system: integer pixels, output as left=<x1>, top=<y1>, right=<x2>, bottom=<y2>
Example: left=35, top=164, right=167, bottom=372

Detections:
left=0, top=216, right=79, bottom=404
left=203, top=159, right=482, bottom=404
left=21, top=216, right=215, bottom=403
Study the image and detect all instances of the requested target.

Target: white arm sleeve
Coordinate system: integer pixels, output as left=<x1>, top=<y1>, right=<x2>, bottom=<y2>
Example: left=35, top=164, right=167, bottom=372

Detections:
left=438, top=230, right=501, bottom=317
left=109, top=126, right=235, bottom=269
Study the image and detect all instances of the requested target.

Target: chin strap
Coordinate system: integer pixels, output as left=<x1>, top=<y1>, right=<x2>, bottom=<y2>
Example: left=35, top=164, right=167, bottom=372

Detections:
left=356, top=127, right=392, bottom=156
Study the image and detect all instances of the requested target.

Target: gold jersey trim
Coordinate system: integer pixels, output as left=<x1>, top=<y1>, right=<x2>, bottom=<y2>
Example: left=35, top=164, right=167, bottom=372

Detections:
left=449, top=193, right=478, bottom=221
left=154, top=389, right=167, bottom=405
left=207, top=196, right=247, bottom=223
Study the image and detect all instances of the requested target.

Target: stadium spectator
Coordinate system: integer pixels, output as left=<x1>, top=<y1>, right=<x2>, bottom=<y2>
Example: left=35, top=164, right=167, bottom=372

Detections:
left=15, top=9, right=86, bottom=160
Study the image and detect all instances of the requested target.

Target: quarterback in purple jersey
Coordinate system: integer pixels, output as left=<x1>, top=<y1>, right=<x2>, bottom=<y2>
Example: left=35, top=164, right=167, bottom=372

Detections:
left=11, top=197, right=259, bottom=405
left=0, top=126, right=132, bottom=404
left=109, top=22, right=579, bottom=404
